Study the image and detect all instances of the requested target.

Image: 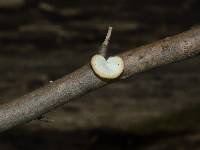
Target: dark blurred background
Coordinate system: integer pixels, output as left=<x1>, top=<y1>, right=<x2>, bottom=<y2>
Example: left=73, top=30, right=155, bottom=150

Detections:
left=0, top=0, right=200, bottom=149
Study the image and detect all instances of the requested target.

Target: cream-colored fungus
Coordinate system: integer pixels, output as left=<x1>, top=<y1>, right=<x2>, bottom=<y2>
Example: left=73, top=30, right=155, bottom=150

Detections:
left=91, top=54, right=124, bottom=79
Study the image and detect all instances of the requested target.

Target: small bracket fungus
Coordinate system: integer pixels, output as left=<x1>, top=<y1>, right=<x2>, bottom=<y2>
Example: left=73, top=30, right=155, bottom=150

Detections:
left=91, top=27, right=124, bottom=79
left=91, top=54, right=124, bottom=79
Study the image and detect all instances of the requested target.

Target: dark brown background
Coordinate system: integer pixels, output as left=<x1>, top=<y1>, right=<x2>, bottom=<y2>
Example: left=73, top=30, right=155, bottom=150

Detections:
left=0, top=0, right=200, bottom=149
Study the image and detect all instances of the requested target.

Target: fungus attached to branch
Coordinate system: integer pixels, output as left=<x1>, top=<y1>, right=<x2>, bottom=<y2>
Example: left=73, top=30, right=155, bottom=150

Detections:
left=91, top=54, right=124, bottom=79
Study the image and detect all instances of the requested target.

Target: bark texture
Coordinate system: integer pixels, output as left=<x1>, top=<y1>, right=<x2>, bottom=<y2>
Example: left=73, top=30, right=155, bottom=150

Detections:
left=0, top=0, right=200, bottom=149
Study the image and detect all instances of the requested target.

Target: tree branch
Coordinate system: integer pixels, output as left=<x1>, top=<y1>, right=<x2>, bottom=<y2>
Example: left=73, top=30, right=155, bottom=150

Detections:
left=99, top=26, right=112, bottom=56
left=0, top=27, right=200, bottom=132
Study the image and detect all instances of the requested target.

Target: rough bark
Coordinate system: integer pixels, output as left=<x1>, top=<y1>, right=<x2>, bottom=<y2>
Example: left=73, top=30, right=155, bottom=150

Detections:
left=0, top=27, right=200, bottom=132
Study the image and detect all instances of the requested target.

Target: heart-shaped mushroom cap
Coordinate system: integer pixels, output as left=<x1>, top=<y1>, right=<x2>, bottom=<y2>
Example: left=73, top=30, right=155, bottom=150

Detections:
left=91, top=54, right=124, bottom=79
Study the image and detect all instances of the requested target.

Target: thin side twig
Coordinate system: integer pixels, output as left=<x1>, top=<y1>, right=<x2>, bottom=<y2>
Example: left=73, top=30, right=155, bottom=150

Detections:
left=0, top=27, right=200, bottom=132
left=99, top=26, right=112, bottom=56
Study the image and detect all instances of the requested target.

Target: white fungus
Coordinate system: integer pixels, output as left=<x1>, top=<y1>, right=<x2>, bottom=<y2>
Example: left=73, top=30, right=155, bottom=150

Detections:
left=91, top=54, right=124, bottom=79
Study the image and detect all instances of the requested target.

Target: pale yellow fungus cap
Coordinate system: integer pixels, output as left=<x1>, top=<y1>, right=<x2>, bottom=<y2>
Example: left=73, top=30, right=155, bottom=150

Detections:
left=91, top=54, right=124, bottom=79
